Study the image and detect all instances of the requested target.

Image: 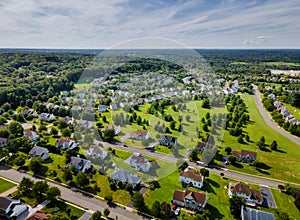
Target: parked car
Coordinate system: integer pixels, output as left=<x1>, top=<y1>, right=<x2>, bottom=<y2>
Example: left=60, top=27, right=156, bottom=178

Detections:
left=175, top=207, right=180, bottom=216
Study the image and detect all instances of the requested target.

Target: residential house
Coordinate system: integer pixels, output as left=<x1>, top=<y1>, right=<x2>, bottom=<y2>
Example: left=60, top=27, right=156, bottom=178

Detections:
left=26, top=211, right=52, bottom=220
left=172, top=189, right=208, bottom=211
left=130, top=130, right=150, bottom=140
left=29, top=146, right=50, bottom=160
left=130, top=153, right=152, bottom=173
left=77, top=120, right=93, bottom=128
left=103, top=124, right=121, bottom=135
left=87, top=146, right=108, bottom=160
left=23, top=130, right=39, bottom=141
left=273, top=100, right=281, bottom=109
left=0, top=196, right=28, bottom=219
left=196, top=142, right=213, bottom=151
left=56, top=138, right=78, bottom=150
left=66, top=156, right=91, bottom=172
left=240, top=205, right=275, bottom=220
left=228, top=182, right=263, bottom=205
left=267, top=94, right=275, bottom=99
left=180, top=167, right=204, bottom=189
left=232, top=150, right=257, bottom=163
left=110, top=104, right=118, bottom=111
left=111, top=168, right=141, bottom=188
left=159, top=135, right=177, bottom=147
left=98, top=105, right=107, bottom=112
left=63, top=116, right=74, bottom=125
left=0, top=137, right=8, bottom=148
left=39, top=113, right=55, bottom=122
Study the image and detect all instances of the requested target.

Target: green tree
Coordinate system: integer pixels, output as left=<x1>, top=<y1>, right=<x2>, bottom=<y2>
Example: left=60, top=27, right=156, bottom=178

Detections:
left=103, top=129, right=115, bottom=142
left=200, top=168, right=209, bottom=177
left=58, top=119, right=68, bottom=129
left=227, top=155, right=236, bottom=165
left=19, top=177, right=34, bottom=196
left=132, top=192, right=145, bottom=212
left=48, top=213, right=71, bottom=220
left=170, top=121, right=176, bottom=130
left=91, top=211, right=102, bottom=220
left=29, top=157, right=48, bottom=176
left=225, top=146, right=232, bottom=155
left=76, top=172, right=90, bottom=188
left=270, top=140, right=278, bottom=150
left=50, top=127, right=58, bottom=136
left=33, top=181, right=49, bottom=200
left=189, top=149, right=198, bottom=162
left=229, top=195, right=246, bottom=218
left=62, top=128, right=71, bottom=137
left=62, top=168, right=73, bottom=182
left=237, top=135, right=244, bottom=144
left=151, top=200, right=161, bottom=217
left=103, top=208, right=110, bottom=217
left=8, top=121, right=24, bottom=137
left=46, top=187, right=61, bottom=201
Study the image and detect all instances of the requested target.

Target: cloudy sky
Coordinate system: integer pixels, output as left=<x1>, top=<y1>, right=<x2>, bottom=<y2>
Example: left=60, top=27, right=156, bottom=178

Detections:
left=0, top=0, right=299, bottom=48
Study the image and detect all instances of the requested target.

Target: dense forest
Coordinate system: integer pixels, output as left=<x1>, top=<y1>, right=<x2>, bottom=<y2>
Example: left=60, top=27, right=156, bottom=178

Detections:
left=0, top=49, right=299, bottom=111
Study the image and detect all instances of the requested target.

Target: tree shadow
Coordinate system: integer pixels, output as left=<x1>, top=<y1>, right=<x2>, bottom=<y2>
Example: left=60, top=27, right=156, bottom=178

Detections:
left=231, top=163, right=243, bottom=168
left=273, top=148, right=286, bottom=154
left=206, top=203, right=225, bottom=219
left=256, top=168, right=270, bottom=175
left=206, top=178, right=220, bottom=188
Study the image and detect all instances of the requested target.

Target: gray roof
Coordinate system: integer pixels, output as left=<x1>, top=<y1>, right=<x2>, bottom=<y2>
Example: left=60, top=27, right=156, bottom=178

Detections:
left=111, top=169, right=141, bottom=185
left=29, top=146, right=48, bottom=157
left=241, top=206, right=275, bottom=220
left=0, top=197, right=12, bottom=210
left=69, top=156, right=89, bottom=167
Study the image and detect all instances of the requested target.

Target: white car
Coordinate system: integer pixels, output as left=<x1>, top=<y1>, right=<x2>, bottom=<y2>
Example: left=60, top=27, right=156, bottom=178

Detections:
left=175, top=207, right=180, bottom=216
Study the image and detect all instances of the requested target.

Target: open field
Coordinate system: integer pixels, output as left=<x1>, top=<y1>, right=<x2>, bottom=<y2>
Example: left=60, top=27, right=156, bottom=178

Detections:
left=220, top=94, right=300, bottom=184
left=0, top=177, right=16, bottom=194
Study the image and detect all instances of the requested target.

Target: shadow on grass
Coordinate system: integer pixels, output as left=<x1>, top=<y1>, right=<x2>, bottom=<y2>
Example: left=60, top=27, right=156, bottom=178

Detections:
left=206, top=203, right=225, bottom=219
left=273, top=148, right=286, bottom=154
left=256, top=168, right=270, bottom=175
left=206, top=178, right=220, bottom=188
left=231, top=163, right=243, bottom=168
left=201, top=179, right=219, bottom=195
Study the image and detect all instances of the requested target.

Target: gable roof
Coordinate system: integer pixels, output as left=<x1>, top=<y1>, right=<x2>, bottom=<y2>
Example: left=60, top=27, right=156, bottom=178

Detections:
left=180, top=167, right=203, bottom=183
left=0, top=197, right=12, bottom=210
left=130, top=153, right=149, bottom=165
left=173, top=189, right=207, bottom=205
left=230, top=182, right=263, bottom=202
left=232, top=150, right=257, bottom=159
left=69, top=156, right=90, bottom=167
left=131, top=130, right=148, bottom=137
left=29, top=146, right=48, bottom=157
left=111, top=168, right=141, bottom=185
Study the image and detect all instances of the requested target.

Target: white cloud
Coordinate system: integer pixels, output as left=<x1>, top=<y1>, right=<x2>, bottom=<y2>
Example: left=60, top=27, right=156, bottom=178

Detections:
left=0, top=0, right=299, bottom=48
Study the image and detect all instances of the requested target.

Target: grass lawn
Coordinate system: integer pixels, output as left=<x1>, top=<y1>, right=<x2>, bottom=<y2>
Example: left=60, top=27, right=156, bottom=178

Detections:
left=220, top=94, right=300, bottom=184
left=41, top=200, right=85, bottom=218
left=91, top=173, right=131, bottom=205
left=144, top=171, right=234, bottom=219
left=0, top=177, right=16, bottom=194
left=269, top=189, right=299, bottom=220
left=44, top=153, right=67, bottom=182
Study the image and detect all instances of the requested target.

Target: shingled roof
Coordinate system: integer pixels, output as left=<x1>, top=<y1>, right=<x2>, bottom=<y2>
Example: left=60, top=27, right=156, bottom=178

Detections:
left=180, top=167, right=203, bottom=183
left=173, top=189, right=207, bottom=205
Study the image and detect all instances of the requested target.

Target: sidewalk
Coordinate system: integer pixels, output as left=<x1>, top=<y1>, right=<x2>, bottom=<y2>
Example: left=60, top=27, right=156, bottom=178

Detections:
left=0, top=186, right=18, bottom=197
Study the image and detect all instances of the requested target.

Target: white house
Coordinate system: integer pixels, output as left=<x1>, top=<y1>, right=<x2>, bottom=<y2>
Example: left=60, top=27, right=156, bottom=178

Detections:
left=180, top=167, right=204, bottom=189
left=98, top=105, right=107, bottom=112
left=87, top=146, right=108, bottom=160
left=110, top=104, right=118, bottom=111
left=23, top=130, right=39, bottom=141
left=173, top=190, right=208, bottom=211
left=29, top=146, right=50, bottom=160
left=111, top=168, right=141, bottom=188
left=66, top=156, right=91, bottom=172
left=228, top=182, right=263, bottom=205
left=39, top=113, right=55, bottom=122
left=0, top=196, right=28, bottom=218
left=56, top=138, right=78, bottom=150
left=63, top=116, right=75, bottom=125
left=0, top=137, right=8, bottom=148
left=130, top=153, right=151, bottom=173
left=130, top=130, right=150, bottom=140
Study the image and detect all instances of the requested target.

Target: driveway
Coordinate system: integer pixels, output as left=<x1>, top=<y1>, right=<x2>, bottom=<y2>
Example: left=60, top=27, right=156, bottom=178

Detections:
left=79, top=212, right=92, bottom=220
left=120, top=133, right=131, bottom=142
left=253, top=85, right=300, bottom=145
left=261, top=186, right=277, bottom=208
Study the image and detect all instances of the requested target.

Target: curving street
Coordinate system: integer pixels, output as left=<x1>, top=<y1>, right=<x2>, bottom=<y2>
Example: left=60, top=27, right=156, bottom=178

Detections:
left=253, top=85, right=300, bottom=146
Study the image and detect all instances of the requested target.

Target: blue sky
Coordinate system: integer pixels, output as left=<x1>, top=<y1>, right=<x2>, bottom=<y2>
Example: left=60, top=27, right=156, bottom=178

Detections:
left=0, top=0, right=299, bottom=48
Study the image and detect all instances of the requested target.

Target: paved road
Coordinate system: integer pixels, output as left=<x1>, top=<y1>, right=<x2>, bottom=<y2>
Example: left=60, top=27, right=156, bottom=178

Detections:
left=102, top=142, right=291, bottom=188
left=261, top=186, right=277, bottom=208
left=253, top=85, right=300, bottom=145
left=0, top=165, right=148, bottom=220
